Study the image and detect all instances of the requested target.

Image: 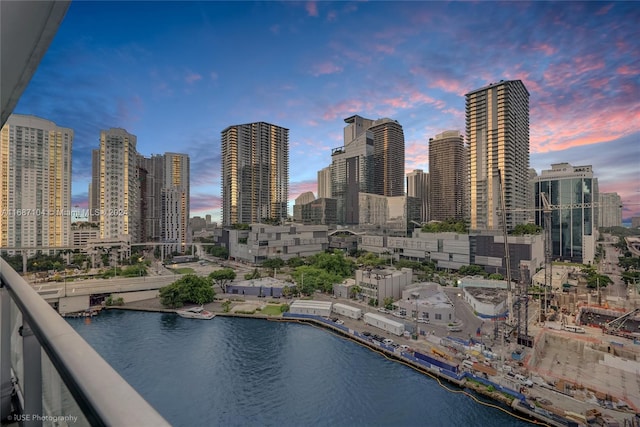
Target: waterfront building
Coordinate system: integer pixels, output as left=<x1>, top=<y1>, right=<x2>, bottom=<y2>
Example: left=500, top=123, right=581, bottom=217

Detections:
left=293, top=191, right=315, bottom=222
left=221, top=122, right=289, bottom=226
left=470, top=231, right=544, bottom=282
left=226, top=277, right=287, bottom=298
left=598, top=192, right=622, bottom=228
left=532, top=163, right=598, bottom=265
left=289, top=300, right=333, bottom=317
left=97, top=128, right=140, bottom=242
left=459, top=278, right=508, bottom=318
left=406, top=169, right=430, bottom=223
left=387, top=231, right=471, bottom=270
left=355, top=267, right=413, bottom=306
left=429, top=130, right=465, bottom=222
left=317, top=166, right=332, bottom=199
left=395, top=283, right=455, bottom=324
left=333, top=278, right=356, bottom=299
left=0, top=114, right=73, bottom=255
left=465, top=80, right=530, bottom=232
left=370, top=118, right=405, bottom=197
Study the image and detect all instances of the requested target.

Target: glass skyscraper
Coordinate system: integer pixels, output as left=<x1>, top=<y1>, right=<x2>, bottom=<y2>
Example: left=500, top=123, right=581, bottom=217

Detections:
left=533, top=163, right=598, bottom=265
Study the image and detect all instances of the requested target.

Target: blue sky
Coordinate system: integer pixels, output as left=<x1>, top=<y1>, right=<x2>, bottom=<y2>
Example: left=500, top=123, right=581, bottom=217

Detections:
left=15, top=1, right=640, bottom=222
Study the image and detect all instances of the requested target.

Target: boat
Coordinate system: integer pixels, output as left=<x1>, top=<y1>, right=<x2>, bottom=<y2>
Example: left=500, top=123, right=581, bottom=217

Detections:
left=176, top=306, right=215, bottom=320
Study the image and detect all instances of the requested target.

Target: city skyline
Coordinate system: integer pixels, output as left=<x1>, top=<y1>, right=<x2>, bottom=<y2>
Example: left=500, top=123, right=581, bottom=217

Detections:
left=13, top=1, right=640, bottom=222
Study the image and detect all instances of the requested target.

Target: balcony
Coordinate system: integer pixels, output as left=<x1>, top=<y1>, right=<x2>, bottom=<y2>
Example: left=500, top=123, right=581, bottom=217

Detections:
left=0, top=258, right=169, bottom=426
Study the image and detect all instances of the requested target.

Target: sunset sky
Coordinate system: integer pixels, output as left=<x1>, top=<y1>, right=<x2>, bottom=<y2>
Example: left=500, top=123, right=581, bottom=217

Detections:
left=14, top=1, right=640, bottom=222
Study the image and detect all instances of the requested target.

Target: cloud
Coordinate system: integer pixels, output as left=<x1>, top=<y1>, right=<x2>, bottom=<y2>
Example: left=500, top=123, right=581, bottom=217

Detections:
left=210, top=71, right=218, bottom=80
left=310, top=61, right=343, bottom=76
left=305, top=1, right=318, bottom=17
left=185, top=72, right=202, bottom=84
left=289, top=180, right=317, bottom=200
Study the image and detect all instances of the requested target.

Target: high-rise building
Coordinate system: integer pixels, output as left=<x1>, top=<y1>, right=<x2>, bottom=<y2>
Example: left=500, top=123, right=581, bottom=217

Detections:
left=406, top=169, right=429, bottom=223
left=465, top=80, right=529, bottom=231
left=533, top=163, right=598, bottom=265
left=137, top=154, right=164, bottom=242
left=97, top=128, right=139, bottom=241
left=429, top=130, right=465, bottom=222
left=370, top=118, right=405, bottom=197
left=135, top=152, right=190, bottom=252
left=221, top=122, right=289, bottom=226
left=0, top=114, right=73, bottom=254
left=161, top=152, right=190, bottom=253
left=89, top=149, right=100, bottom=222
left=331, top=115, right=374, bottom=225
left=317, top=166, right=332, bottom=199
left=598, top=192, right=622, bottom=228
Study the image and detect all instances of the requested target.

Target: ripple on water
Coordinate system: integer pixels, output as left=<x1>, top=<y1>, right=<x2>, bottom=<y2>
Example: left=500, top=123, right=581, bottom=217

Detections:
left=68, top=311, right=532, bottom=427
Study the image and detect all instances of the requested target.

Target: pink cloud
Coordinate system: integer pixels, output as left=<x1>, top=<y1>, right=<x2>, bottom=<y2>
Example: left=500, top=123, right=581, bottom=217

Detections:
left=289, top=180, right=317, bottom=200
left=617, top=65, right=638, bottom=75
left=185, top=72, right=202, bottom=84
left=595, top=4, right=614, bottom=15
left=306, top=1, right=318, bottom=17
left=529, top=43, right=557, bottom=56
left=321, top=98, right=368, bottom=121
left=310, top=61, right=343, bottom=76
left=190, top=193, right=222, bottom=212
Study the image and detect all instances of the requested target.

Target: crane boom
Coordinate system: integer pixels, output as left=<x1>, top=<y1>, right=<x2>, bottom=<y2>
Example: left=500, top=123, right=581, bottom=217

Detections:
left=498, top=170, right=514, bottom=326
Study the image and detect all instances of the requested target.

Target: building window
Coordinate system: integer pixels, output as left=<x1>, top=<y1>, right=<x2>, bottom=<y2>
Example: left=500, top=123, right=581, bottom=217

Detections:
left=435, top=313, right=441, bottom=320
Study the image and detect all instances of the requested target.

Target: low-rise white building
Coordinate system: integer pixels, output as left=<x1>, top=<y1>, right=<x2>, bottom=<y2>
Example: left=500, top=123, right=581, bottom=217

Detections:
left=458, top=277, right=508, bottom=318
left=333, top=279, right=355, bottom=299
left=395, top=283, right=455, bottom=324
left=289, top=300, right=333, bottom=317
left=332, top=303, right=362, bottom=319
left=363, top=312, right=404, bottom=336
left=355, top=267, right=413, bottom=305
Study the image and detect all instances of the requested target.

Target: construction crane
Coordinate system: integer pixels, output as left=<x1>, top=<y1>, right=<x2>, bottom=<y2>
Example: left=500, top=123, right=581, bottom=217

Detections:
left=497, top=170, right=514, bottom=327
left=540, top=191, right=552, bottom=322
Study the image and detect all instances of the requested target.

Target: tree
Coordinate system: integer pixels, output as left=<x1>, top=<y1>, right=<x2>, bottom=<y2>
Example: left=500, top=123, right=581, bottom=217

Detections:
left=350, top=285, right=361, bottom=300
left=488, top=273, right=504, bottom=280
left=262, top=257, right=285, bottom=270
left=244, top=268, right=261, bottom=280
left=581, top=266, right=612, bottom=289
left=510, top=223, right=542, bottom=235
left=357, top=252, right=386, bottom=268
left=286, top=257, right=306, bottom=268
left=383, top=297, right=394, bottom=310
left=209, top=268, right=236, bottom=293
left=159, top=274, right=215, bottom=308
left=207, top=245, right=229, bottom=259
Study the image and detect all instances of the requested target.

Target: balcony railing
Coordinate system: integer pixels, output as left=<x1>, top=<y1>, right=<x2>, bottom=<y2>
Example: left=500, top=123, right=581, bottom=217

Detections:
left=0, top=258, right=170, bottom=426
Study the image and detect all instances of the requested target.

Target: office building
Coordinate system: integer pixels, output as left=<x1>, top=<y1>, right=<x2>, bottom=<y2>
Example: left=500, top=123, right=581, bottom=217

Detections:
left=331, top=115, right=375, bottom=225
left=293, top=191, right=315, bottom=222
left=598, top=193, right=622, bottom=228
left=406, top=169, right=429, bottom=223
left=429, top=130, right=465, bottom=221
left=465, top=80, right=530, bottom=232
left=0, top=114, right=73, bottom=254
left=370, top=118, right=405, bottom=197
left=221, top=122, right=289, bottom=226
left=97, top=128, right=139, bottom=241
left=533, top=163, right=598, bottom=265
